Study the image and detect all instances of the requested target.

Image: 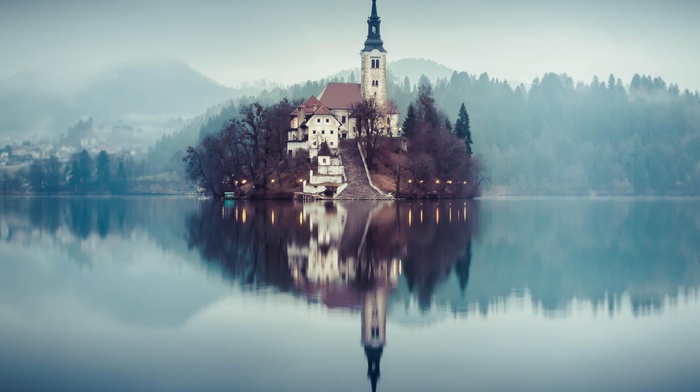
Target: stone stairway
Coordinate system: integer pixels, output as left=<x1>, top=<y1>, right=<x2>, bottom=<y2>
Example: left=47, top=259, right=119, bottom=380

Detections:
left=336, top=139, right=391, bottom=200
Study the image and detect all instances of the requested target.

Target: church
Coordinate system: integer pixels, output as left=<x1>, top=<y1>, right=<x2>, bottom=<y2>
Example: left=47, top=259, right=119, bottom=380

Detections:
left=287, top=0, right=400, bottom=160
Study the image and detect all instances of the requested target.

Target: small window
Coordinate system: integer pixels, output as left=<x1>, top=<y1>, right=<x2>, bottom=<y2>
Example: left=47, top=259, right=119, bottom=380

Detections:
left=325, top=118, right=329, bottom=123
left=313, top=141, right=317, bottom=146
left=322, top=158, right=327, bottom=164
left=387, top=117, right=391, bottom=124
left=317, top=118, right=320, bottom=123
left=330, top=130, right=334, bottom=135
left=312, top=130, right=316, bottom=134
left=341, top=116, right=346, bottom=123
left=322, top=130, right=325, bottom=135
left=330, top=141, right=334, bottom=146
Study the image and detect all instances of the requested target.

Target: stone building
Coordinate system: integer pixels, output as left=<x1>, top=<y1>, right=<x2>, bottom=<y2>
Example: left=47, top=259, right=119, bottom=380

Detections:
left=287, top=0, right=400, bottom=159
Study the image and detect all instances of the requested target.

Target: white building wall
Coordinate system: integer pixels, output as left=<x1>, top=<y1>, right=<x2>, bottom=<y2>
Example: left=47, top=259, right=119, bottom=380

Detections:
left=307, top=114, right=341, bottom=151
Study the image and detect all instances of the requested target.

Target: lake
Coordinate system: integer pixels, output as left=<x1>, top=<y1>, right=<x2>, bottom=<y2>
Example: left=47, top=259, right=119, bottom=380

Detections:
left=1, top=197, right=699, bottom=392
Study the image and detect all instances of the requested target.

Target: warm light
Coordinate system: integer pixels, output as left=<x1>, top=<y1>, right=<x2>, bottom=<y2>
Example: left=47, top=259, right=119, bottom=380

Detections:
left=435, top=180, right=440, bottom=184
left=463, top=181, right=468, bottom=184
left=408, top=179, right=413, bottom=184
left=241, top=179, right=247, bottom=185
left=408, top=209, right=412, bottom=227
left=436, top=207, right=439, bottom=224
left=299, top=179, right=304, bottom=183
left=271, top=179, right=275, bottom=183
left=420, top=209, right=423, bottom=224
left=419, top=180, right=424, bottom=184
left=242, top=208, right=247, bottom=223
left=447, top=180, right=452, bottom=184
left=299, top=211, right=303, bottom=226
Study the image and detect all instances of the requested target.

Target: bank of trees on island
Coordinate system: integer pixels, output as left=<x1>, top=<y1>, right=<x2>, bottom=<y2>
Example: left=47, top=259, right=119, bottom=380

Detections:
left=355, top=82, right=481, bottom=198
left=184, top=88, right=482, bottom=199
left=183, top=98, right=310, bottom=198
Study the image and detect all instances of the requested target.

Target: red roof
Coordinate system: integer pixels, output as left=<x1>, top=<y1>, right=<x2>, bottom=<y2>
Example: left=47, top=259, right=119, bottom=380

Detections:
left=301, top=95, right=324, bottom=109
left=319, top=83, right=362, bottom=110
left=314, top=106, right=334, bottom=116
left=291, top=96, right=326, bottom=116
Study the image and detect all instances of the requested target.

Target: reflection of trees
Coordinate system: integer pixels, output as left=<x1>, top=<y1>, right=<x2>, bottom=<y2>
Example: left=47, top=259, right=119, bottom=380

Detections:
left=183, top=200, right=480, bottom=312
left=2, top=197, right=197, bottom=264
left=386, top=201, right=479, bottom=310
left=460, top=199, right=700, bottom=316
left=185, top=201, right=308, bottom=292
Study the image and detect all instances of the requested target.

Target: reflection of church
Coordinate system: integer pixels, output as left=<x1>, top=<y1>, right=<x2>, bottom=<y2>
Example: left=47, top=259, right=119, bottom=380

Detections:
left=288, top=202, right=400, bottom=392
left=362, top=286, right=388, bottom=392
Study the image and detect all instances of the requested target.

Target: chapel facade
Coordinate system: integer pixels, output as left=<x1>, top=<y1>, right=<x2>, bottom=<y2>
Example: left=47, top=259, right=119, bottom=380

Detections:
left=287, top=0, right=400, bottom=159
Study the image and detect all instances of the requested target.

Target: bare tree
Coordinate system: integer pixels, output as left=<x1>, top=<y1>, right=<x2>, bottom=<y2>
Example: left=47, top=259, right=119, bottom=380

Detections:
left=352, top=98, right=385, bottom=168
left=184, top=135, right=227, bottom=198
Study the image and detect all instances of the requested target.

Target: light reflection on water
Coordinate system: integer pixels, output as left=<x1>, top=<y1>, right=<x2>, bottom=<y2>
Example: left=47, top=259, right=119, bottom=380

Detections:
left=0, top=197, right=699, bottom=392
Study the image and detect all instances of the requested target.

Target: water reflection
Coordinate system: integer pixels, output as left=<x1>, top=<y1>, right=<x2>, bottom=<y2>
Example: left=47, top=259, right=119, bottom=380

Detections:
left=185, top=200, right=478, bottom=391
left=2, top=197, right=700, bottom=391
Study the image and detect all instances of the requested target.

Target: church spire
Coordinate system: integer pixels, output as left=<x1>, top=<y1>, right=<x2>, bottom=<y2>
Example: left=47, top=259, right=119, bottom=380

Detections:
left=363, top=0, right=386, bottom=52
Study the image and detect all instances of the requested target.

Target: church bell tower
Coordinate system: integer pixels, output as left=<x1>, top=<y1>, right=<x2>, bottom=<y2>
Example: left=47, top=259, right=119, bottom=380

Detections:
left=361, top=0, right=388, bottom=108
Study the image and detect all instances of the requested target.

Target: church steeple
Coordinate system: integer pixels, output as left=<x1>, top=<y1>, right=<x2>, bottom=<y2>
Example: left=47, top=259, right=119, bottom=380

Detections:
left=363, top=0, right=386, bottom=52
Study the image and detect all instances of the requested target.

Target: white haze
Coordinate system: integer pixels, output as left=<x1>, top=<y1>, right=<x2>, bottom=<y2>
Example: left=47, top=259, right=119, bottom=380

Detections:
left=0, top=0, right=699, bottom=92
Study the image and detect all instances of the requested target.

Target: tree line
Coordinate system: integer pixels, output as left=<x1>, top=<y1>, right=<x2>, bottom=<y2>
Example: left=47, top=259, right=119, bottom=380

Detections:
left=427, top=72, right=700, bottom=195
left=2, top=150, right=140, bottom=195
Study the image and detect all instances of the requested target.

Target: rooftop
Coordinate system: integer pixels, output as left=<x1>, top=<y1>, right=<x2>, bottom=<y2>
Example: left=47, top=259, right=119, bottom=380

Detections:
left=318, top=83, right=362, bottom=110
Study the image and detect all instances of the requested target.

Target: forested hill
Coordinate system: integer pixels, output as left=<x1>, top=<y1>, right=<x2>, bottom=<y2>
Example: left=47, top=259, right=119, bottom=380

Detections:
left=432, top=73, right=700, bottom=195
left=153, top=66, right=700, bottom=196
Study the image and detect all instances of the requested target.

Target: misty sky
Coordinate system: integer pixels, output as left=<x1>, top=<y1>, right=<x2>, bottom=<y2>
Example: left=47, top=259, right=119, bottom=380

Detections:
left=1, top=0, right=699, bottom=91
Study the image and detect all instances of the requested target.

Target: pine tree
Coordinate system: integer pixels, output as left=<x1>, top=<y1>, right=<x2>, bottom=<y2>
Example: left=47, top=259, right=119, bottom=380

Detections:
left=96, top=150, right=111, bottom=192
left=402, top=103, right=418, bottom=137
left=454, top=103, right=473, bottom=156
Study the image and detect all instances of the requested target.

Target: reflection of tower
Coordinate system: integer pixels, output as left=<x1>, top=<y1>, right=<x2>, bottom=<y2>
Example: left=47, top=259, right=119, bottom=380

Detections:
left=362, top=286, right=387, bottom=392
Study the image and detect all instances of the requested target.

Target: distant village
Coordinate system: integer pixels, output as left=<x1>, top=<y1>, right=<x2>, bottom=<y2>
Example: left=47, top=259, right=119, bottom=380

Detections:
left=1, top=137, right=139, bottom=169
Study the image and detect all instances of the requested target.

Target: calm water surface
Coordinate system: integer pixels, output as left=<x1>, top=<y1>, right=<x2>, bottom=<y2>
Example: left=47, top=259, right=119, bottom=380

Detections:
left=1, top=197, right=699, bottom=392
